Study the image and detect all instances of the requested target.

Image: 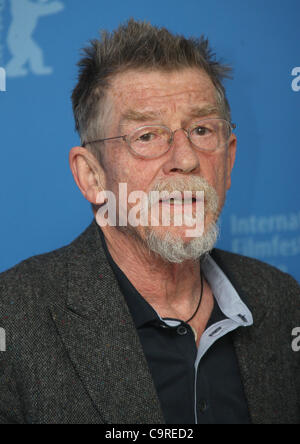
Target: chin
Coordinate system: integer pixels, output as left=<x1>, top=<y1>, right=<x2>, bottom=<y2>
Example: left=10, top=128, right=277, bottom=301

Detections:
left=142, top=220, right=220, bottom=264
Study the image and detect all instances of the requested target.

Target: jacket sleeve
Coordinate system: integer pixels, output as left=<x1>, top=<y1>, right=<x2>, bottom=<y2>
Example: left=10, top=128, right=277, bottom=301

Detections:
left=0, top=271, right=25, bottom=424
left=281, top=272, right=300, bottom=419
left=0, top=350, right=25, bottom=424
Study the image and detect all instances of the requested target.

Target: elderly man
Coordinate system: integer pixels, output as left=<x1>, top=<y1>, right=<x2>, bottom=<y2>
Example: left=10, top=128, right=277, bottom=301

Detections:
left=0, top=19, right=299, bottom=425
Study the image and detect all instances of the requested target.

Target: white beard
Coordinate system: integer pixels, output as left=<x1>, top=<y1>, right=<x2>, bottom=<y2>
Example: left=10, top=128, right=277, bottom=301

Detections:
left=144, top=219, right=220, bottom=263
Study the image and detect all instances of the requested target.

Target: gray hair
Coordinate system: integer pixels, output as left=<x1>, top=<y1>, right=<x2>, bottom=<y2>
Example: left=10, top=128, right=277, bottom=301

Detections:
left=72, top=18, right=232, bottom=155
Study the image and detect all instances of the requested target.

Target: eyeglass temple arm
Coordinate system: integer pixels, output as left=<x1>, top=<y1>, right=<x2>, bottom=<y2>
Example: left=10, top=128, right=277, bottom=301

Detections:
left=82, top=135, right=126, bottom=147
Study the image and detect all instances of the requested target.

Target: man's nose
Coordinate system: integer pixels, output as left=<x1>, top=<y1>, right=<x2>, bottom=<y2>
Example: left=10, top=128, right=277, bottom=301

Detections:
left=162, top=128, right=200, bottom=175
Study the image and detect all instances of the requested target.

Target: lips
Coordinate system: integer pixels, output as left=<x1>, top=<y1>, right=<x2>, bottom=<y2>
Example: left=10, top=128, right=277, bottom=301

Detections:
left=159, top=192, right=199, bottom=204
left=159, top=198, right=196, bottom=204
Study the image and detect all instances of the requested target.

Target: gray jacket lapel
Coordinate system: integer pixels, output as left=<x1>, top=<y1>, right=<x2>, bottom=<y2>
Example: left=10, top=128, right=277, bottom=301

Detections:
left=50, top=221, right=164, bottom=424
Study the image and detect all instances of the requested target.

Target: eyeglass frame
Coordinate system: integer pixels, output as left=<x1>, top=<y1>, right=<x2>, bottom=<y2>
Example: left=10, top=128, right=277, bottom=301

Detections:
left=82, top=118, right=237, bottom=159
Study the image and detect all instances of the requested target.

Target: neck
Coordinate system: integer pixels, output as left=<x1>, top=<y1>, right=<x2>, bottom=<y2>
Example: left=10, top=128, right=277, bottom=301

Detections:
left=101, top=224, right=206, bottom=320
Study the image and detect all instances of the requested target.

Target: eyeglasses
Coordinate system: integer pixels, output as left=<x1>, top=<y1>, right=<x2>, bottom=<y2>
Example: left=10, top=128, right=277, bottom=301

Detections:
left=82, top=118, right=236, bottom=159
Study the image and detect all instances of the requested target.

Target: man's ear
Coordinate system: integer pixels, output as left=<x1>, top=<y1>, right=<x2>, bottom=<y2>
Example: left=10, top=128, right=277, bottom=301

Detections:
left=69, top=146, right=106, bottom=204
left=225, top=134, right=237, bottom=191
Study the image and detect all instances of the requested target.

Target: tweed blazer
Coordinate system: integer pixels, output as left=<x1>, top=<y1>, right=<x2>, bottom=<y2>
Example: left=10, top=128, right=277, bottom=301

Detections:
left=0, top=220, right=299, bottom=424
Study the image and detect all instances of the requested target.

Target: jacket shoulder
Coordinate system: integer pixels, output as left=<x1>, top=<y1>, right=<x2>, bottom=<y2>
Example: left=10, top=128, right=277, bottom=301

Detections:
left=0, top=243, right=71, bottom=313
left=212, top=248, right=300, bottom=287
left=212, top=248, right=300, bottom=313
left=0, top=222, right=96, bottom=301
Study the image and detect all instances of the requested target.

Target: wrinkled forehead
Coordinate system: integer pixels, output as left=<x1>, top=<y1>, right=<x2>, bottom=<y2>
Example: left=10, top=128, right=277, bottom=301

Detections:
left=107, top=68, right=218, bottom=123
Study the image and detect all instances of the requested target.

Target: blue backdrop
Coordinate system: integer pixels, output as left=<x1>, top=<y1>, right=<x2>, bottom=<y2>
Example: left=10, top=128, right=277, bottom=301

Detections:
left=0, top=0, right=299, bottom=282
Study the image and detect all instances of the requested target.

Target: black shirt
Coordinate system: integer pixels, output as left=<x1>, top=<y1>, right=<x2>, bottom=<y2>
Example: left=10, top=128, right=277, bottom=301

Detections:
left=99, top=228, right=251, bottom=424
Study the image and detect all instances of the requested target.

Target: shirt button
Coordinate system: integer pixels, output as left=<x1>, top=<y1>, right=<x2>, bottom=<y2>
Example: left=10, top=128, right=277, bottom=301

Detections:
left=177, top=325, right=188, bottom=335
left=198, top=400, right=208, bottom=414
left=160, top=323, right=169, bottom=329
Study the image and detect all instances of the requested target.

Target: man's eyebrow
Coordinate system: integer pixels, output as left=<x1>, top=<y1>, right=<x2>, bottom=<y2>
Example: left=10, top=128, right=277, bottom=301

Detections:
left=120, top=109, right=161, bottom=125
left=119, top=104, right=220, bottom=127
left=188, top=104, right=220, bottom=119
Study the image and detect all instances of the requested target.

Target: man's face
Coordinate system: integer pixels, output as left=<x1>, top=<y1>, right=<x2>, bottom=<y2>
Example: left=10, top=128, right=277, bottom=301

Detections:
left=97, top=68, right=236, bottom=247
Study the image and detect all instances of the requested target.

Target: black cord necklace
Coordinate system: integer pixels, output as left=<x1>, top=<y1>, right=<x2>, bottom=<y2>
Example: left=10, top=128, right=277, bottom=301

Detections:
left=162, top=269, right=204, bottom=325
left=185, top=268, right=204, bottom=324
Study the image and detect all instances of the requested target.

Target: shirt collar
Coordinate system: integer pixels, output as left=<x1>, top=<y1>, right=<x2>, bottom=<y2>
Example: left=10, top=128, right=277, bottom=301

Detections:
left=201, top=253, right=253, bottom=327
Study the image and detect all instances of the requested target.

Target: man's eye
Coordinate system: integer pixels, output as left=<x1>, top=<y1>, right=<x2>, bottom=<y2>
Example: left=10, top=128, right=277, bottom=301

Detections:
left=193, top=126, right=211, bottom=136
left=138, top=132, right=156, bottom=142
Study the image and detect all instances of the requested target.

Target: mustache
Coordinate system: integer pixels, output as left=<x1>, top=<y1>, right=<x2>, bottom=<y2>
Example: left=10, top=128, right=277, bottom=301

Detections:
left=147, top=176, right=219, bottom=213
